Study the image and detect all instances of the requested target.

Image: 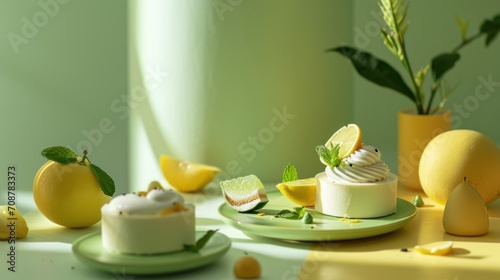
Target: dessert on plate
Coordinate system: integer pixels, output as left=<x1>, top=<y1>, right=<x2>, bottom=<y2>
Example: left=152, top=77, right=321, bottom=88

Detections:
left=315, top=124, right=398, bottom=218
left=100, top=181, right=195, bottom=255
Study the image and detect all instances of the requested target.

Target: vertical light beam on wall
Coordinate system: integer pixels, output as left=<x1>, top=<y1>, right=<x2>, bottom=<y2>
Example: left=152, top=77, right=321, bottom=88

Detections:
left=128, top=0, right=214, bottom=190
left=129, top=0, right=353, bottom=190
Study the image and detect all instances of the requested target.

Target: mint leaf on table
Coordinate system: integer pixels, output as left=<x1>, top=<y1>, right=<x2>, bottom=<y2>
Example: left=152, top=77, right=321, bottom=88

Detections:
left=184, top=230, right=219, bottom=253
left=282, top=163, right=298, bottom=183
left=275, top=207, right=313, bottom=224
left=41, top=146, right=78, bottom=164
left=294, top=207, right=306, bottom=218
left=275, top=209, right=300, bottom=219
left=89, top=163, right=115, bottom=197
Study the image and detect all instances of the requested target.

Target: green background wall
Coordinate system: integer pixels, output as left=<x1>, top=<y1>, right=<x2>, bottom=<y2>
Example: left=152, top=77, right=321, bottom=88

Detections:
left=0, top=0, right=128, bottom=212
left=1, top=1, right=499, bottom=212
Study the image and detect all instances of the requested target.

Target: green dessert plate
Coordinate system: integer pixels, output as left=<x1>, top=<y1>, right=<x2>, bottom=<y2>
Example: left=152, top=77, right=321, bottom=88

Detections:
left=218, top=191, right=417, bottom=241
left=72, top=231, right=231, bottom=275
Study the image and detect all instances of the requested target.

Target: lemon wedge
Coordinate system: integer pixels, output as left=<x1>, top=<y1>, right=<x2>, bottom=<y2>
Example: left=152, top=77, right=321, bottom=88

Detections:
left=321, top=124, right=363, bottom=165
left=0, top=206, right=29, bottom=240
left=276, top=178, right=316, bottom=207
left=160, top=155, right=221, bottom=193
left=414, top=241, right=454, bottom=256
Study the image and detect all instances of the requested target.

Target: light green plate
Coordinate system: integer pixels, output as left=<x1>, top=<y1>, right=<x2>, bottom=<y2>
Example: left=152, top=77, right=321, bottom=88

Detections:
left=72, top=231, right=231, bottom=275
left=218, top=191, right=417, bottom=241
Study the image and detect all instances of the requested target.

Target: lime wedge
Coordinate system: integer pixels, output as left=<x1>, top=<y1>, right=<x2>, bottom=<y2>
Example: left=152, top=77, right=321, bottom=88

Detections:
left=220, top=175, right=269, bottom=212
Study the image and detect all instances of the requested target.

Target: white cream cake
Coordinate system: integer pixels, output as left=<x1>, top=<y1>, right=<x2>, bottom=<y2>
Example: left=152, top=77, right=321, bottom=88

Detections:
left=101, top=187, right=195, bottom=255
left=315, top=145, right=398, bottom=218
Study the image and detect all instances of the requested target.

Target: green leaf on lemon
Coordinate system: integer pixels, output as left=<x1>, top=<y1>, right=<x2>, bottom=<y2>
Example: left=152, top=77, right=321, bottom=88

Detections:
left=282, top=163, right=298, bottom=183
left=315, top=144, right=342, bottom=167
left=184, top=229, right=219, bottom=253
left=41, top=146, right=116, bottom=197
left=89, top=163, right=115, bottom=197
left=41, top=146, right=78, bottom=164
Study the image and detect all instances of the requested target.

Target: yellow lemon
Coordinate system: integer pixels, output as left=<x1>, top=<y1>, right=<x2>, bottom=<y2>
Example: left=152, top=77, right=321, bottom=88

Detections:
left=0, top=205, right=29, bottom=240
left=234, top=255, right=261, bottom=279
left=33, top=160, right=112, bottom=228
left=321, top=124, right=363, bottom=165
left=419, top=129, right=500, bottom=205
left=276, top=178, right=316, bottom=207
left=160, top=155, right=221, bottom=193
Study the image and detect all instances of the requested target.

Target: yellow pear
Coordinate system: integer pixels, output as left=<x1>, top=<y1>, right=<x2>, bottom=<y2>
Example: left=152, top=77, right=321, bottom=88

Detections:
left=443, top=178, right=489, bottom=236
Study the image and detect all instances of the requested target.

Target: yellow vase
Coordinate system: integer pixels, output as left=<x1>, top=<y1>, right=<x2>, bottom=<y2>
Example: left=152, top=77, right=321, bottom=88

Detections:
left=398, top=109, right=451, bottom=190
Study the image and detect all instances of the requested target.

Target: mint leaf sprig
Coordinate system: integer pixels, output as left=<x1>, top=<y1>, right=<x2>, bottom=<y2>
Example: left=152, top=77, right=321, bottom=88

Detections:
left=41, top=146, right=115, bottom=196
left=315, top=143, right=342, bottom=167
left=275, top=207, right=313, bottom=224
left=282, top=163, right=298, bottom=183
left=184, top=229, right=219, bottom=253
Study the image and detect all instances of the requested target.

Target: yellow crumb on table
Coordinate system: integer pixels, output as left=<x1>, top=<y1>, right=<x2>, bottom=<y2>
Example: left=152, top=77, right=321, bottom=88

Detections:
left=339, top=217, right=360, bottom=223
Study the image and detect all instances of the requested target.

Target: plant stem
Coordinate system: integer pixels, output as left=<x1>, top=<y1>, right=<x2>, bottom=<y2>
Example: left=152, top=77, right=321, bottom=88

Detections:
left=384, top=0, right=424, bottom=114
left=80, top=150, right=89, bottom=164
left=400, top=45, right=424, bottom=114
left=425, top=32, right=482, bottom=113
left=425, top=84, right=439, bottom=114
left=452, top=32, right=483, bottom=53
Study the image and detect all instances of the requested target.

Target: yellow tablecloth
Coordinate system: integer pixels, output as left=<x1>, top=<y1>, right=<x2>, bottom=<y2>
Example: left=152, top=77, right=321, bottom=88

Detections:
left=300, top=187, right=500, bottom=280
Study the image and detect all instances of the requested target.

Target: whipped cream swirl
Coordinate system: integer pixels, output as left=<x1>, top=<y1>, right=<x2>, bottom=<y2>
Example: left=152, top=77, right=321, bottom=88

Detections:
left=103, top=189, right=184, bottom=215
left=325, top=145, right=389, bottom=183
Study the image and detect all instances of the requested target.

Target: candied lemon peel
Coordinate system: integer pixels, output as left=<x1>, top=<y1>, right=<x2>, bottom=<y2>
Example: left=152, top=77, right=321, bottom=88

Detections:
left=414, top=241, right=454, bottom=256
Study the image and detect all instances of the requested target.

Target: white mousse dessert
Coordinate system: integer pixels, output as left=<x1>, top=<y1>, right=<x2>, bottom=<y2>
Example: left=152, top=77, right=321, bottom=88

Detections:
left=315, top=145, right=398, bottom=218
left=101, top=187, right=195, bottom=255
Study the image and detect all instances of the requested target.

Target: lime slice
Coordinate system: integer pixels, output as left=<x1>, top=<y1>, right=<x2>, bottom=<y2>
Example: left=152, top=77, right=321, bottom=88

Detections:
left=220, top=175, right=269, bottom=212
left=276, top=178, right=316, bottom=207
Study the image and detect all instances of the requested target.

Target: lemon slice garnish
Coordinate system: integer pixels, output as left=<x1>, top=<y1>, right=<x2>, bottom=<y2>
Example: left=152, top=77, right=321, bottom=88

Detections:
left=321, top=124, right=363, bottom=165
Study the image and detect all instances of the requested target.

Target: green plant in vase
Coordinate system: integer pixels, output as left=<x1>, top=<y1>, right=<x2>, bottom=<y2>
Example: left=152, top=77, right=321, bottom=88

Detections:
left=329, top=0, right=500, bottom=115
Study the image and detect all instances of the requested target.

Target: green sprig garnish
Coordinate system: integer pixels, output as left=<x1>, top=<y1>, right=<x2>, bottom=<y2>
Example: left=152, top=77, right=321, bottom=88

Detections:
left=184, top=229, right=219, bottom=253
left=275, top=207, right=313, bottom=224
left=282, top=163, right=298, bottom=183
left=315, top=143, right=342, bottom=167
left=41, top=146, right=78, bottom=164
left=41, top=146, right=115, bottom=196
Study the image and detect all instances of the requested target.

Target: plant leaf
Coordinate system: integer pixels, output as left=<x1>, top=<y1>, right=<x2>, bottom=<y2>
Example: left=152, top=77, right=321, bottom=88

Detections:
left=282, top=163, right=298, bottom=183
left=89, top=163, right=115, bottom=196
left=41, top=146, right=78, bottom=164
left=480, top=14, right=500, bottom=46
left=431, top=53, right=460, bottom=82
left=184, top=230, right=219, bottom=253
left=328, top=46, right=415, bottom=102
left=455, top=15, right=469, bottom=43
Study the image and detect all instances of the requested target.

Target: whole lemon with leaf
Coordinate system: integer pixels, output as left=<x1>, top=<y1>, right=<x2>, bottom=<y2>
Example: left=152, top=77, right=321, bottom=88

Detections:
left=33, top=146, right=115, bottom=228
